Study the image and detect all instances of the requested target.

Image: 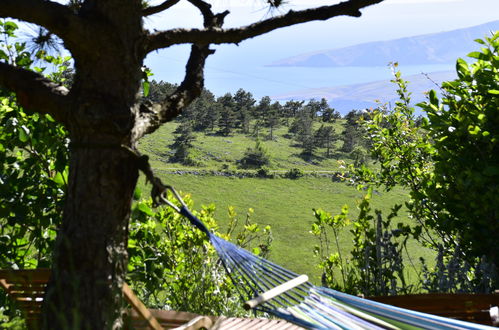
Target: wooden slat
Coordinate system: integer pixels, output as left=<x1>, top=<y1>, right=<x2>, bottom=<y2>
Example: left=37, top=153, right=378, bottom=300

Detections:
left=123, top=283, right=163, bottom=330
left=0, top=269, right=51, bottom=283
left=368, top=293, right=499, bottom=325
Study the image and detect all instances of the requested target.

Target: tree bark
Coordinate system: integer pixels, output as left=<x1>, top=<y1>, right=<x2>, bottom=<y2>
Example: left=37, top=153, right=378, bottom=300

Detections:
left=42, top=139, right=139, bottom=329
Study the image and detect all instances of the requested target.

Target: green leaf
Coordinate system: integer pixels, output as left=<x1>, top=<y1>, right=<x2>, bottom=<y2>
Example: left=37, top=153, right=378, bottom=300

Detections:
left=428, top=89, right=439, bottom=105
left=142, top=81, right=150, bottom=97
left=474, top=38, right=486, bottom=45
left=488, top=89, right=499, bottom=95
left=0, top=50, right=8, bottom=61
left=456, top=58, right=470, bottom=80
left=133, top=187, right=142, bottom=200
left=18, top=125, right=29, bottom=142
left=137, top=202, right=154, bottom=216
left=467, top=51, right=482, bottom=59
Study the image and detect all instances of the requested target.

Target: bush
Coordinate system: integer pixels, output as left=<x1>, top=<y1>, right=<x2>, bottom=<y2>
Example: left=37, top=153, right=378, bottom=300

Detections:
left=128, top=193, right=272, bottom=316
left=311, top=189, right=414, bottom=296
left=256, top=166, right=274, bottom=178
left=239, top=139, right=272, bottom=169
left=285, top=168, right=304, bottom=179
left=418, top=32, right=499, bottom=269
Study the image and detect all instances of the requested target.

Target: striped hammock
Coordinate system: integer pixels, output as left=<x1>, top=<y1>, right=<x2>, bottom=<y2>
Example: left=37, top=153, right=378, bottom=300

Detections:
left=162, top=187, right=494, bottom=330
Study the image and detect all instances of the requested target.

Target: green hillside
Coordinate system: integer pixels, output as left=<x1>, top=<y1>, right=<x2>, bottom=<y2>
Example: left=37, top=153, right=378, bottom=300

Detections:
left=139, top=121, right=346, bottom=172
left=138, top=118, right=431, bottom=284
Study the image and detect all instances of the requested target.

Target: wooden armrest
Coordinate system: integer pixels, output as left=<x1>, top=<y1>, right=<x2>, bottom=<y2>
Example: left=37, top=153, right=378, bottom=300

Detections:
left=123, top=283, right=163, bottom=330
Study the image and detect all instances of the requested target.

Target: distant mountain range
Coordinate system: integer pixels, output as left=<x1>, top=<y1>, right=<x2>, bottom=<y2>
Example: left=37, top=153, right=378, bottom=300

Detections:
left=274, top=70, right=456, bottom=114
left=268, top=20, right=499, bottom=67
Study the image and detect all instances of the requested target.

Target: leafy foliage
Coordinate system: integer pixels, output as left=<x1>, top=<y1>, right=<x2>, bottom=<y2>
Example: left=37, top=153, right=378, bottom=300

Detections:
left=0, top=20, right=68, bottom=271
left=343, top=34, right=499, bottom=292
left=0, top=20, right=69, bottom=326
left=311, top=188, right=413, bottom=296
left=128, top=194, right=272, bottom=316
left=418, top=32, right=499, bottom=268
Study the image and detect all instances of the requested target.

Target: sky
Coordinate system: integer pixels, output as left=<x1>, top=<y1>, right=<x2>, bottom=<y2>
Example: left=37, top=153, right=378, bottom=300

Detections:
left=142, top=0, right=499, bottom=99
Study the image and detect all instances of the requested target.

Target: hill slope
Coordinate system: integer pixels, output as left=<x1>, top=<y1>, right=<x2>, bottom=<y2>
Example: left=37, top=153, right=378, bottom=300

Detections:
left=269, top=20, right=499, bottom=67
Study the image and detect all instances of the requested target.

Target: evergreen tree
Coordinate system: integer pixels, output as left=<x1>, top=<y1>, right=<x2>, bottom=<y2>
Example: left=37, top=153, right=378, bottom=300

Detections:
left=233, top=88, right=255, bottom=133
left=341, top=109, right=367, bottom=153
left=205, top=102, right=220, bottom=132
left=254, top=95, right=271, bottom=122
left=266, top=101, right=282, bottom=140
left=315, top=124, right=337, bottom=157
left=289, top=111, right=315, bottom=157
left=252, top=96, right=271, bottom=138
left=322, top=105, right=340, bottom=123
left=189, top=89, right=217, bottom=131
left=144, top=80, right=177, bottom=103
left=305, top=98, right=329, bottom=119
left=172, top=121, right=196, bottom=165
left=217, top=93, right=236, bottom=136
left=282, top=100, right=304, bottom=125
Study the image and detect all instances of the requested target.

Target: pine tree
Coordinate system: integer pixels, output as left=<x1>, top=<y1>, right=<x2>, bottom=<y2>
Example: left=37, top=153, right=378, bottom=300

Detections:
left=315, top=124, right=337, bottom=157
left=172, top=121, right=196, bottom=164
left=217, top=93, right=236, bottom=136
left=233, top=88, right=255, bottom=133
left=266, top=101, right=282, bottom=140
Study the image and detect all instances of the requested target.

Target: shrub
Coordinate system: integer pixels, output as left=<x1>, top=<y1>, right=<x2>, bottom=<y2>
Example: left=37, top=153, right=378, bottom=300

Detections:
left=256, top=166, right=273, bottom=178
left=128, top=193, right=272, bottom=316
left=239, top=139, right=272, bottom=169
left=285, top=168, right=304, bottom=179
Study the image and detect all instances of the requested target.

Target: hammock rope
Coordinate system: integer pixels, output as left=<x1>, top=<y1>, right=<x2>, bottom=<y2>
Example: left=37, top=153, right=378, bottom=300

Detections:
left=163, top=186, right=494, bottom=330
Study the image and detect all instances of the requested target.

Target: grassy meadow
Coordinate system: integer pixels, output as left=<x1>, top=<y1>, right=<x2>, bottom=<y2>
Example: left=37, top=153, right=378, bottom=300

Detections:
left=140, top=120, right=345, bottom=172
left=138, top=120, right=434, bottom=285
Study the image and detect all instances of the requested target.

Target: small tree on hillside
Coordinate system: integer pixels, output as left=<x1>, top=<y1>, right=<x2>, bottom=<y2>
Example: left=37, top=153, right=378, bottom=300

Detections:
left=172, top=121, right=197, bottom=164
left=233, top=88, right=255, bottom=133
left=315, top=124, right=338, bottom=157
left=305, top=98, right=329, bottom=119
left=239, top=139, right=272, bottom=169
left=217, top=93, right=236, bottom=136
left=282, top=100, right=305, bottom=125
left=341, top=110, right=367, bottom=153
left=266, top=101, right=282, bottom=140
left=322, top=105, right=340, bottom=123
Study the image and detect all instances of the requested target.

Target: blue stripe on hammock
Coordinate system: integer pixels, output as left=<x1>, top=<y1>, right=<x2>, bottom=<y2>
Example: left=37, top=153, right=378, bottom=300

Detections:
left=317, top=287, right=495, bottom=330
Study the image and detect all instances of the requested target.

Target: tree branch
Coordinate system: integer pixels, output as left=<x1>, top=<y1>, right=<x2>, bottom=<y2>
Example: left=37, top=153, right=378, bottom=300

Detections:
left=0, top=62, right=70, bottom=124
left=145, top=0, right=384, bottom=52
left=0, top=0, right=83, bottom=48
left=143, top=0, right=181, bottom=16
left=133, top=45, right=214, bottom=139
left=187, top=0, right=230, bottom=29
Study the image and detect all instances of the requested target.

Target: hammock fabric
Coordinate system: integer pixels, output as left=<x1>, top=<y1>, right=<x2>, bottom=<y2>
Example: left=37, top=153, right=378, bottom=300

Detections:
left=163, top=187, right=494, bottom=330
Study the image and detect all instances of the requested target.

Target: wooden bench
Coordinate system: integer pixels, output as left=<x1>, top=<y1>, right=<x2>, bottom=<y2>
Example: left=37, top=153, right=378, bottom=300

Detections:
left=369, top=293, right=499, bottom=326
